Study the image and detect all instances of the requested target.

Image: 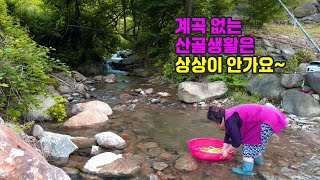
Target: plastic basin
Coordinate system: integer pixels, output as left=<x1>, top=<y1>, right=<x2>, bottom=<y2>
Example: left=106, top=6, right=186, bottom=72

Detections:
left=187, top=137, right=234, bottom=161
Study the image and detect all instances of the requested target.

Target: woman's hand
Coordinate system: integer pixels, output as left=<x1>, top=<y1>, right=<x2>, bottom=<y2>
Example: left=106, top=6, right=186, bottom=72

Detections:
left=220, top=150, right=229, bottom=159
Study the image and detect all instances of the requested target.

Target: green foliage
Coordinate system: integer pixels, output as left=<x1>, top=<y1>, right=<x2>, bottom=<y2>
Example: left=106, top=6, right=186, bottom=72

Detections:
left=46, top=96, right=68, bottom=122
left=294, top=49, right=316, bottom=63
left=238, top=0, right=300, bottom=28
left=11, top=121, right=34, bottom=134
left=194, top=0, right=234, bottom=17
left=282, top=49, right=315, bottom=73
left=0, top=0, right=68, bottom=122
left=5, top=0, right=120, bottom=67
left=206, top=73, right=248, bottom=91
left=229, top=91, right=261, bottom=105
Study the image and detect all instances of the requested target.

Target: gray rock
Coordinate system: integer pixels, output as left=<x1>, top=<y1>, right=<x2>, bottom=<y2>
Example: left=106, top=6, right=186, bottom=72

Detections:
left=104, top=74, right=116, bottom=84
left=312, top=94, right=320, bottom=101
left=150, top=99, right=161, bottom=104
left=301, top=13, right=320, bottom=23
left=274, top=42, right=290, bottom=51
left=145, top=174, right=159, bottom=180
left=145, top=88, right=154, bottom=94
left=152, top=162, right=168, bottom=171
left=132, top=68, right=149, bottom=77
left=95, top=132, right=126, bottom=149
left=72, top=93, right=80, bottom=97
left=0, top=117, right=4, bottom=124
left=59, top=85, right=74, bottom=94
left=82, top=152, right=140, bottom=177
left=281, top=73, right=304, bottom=88
left=281, top=89, right=320, bottom=117
left=39, top=132, right=78, bottom=166
left=45, top=86, right=60, bottom=96
left=306, top=72, right=320, bottom=94
left=174, top=154, right=198, bottom=171
left=262, top=39, right=274, bottom=48
left=71, top=71, right=87, bottom=82
left=85, top=93, right=91, bottom=99
left=127, top=104, right=136, bottom=111
left=91, top=145, right=107, bottom=156
left=281, top=47, right=295, bottom=60
left=62, top=167, right=80, bottom=179
left=294, top=3, right=317, bottom=18
left=178, top=81, right=228, bottom=103
left=32, top=124, right=44, bottom=138
left=27, top=95, right=56, bottom=121
left=70, top=137, right=96, bottom=149
left=75, top=83, right=86, bottom=92
left=247, top=75, right=286, bottom=100
left=299, top=63, right=308, bottom=75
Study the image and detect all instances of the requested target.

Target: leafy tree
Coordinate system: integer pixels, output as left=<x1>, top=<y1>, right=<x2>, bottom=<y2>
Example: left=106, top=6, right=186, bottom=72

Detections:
left=236, top=0, right=300, bottom=28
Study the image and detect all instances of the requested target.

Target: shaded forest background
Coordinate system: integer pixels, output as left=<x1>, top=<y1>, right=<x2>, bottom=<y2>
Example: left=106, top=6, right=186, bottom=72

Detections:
left=0, top=0, right=308, bottom=123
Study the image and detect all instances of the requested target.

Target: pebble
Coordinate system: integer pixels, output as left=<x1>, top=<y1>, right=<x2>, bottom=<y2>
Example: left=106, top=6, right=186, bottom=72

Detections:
left=135, top=88, right=142, bottom=93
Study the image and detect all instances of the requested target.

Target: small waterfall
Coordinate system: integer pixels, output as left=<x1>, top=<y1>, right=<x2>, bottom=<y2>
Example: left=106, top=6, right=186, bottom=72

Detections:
left=103, top=53, right=128, bottom=75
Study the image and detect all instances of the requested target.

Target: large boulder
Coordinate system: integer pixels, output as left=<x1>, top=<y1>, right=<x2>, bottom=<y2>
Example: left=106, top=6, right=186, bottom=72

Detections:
left=64, top=109, right=109, bottom=129
left=178, top=81, right=228, bottom=103
left=281, top=89, right=320, bottom=117
left=38, top=131, right=78, bottom=166
left=0, top=125, right=71, bottom=180
left=71, top=101, right=113, bottom=116
left=306, top=72, right=320, bottom=94
left=247, top=75, right=286, bottom=100
left=82, top=152, right=140, bottom=178
left=281, top=73, right=304, bottom=88
left=293, top=3, right=318, bottom=18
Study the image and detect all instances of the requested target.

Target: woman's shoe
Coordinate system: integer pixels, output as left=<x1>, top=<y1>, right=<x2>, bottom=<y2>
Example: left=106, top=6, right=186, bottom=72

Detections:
left=231, top=161, right=255, bottom=176
left=254, top=155, right=263, bottom=166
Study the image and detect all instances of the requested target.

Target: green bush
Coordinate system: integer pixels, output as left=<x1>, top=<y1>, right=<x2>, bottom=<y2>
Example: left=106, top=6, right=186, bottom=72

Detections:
left=46, top=96, right=68, bottom=122
left=0, top=0, right=68, bottom=122
left=206, top=73, right=248, bottom=92
left=282, top=49, right=315, bottom=73
left=229, top=91, right=261, bottom=105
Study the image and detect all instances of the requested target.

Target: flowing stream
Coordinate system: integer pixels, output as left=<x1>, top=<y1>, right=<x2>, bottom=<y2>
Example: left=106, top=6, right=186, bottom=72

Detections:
left=43, top=75, right=320, bottom=180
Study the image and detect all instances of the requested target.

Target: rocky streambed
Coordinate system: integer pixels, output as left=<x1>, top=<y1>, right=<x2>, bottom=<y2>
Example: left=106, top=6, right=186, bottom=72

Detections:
left=1, top=74, right=320, bottom=180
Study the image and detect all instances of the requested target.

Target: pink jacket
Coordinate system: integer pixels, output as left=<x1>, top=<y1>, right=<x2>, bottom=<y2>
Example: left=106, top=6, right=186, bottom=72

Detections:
left=224, top=104, right=287, bottom=144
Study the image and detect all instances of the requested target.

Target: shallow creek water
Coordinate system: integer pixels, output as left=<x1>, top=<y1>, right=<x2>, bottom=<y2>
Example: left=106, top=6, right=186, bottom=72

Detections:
left=43, top=75, right=320, bottom=180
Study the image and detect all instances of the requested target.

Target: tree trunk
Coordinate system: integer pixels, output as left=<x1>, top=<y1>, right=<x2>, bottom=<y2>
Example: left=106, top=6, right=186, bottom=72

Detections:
left=122, top=0, right=127, bottom=37
left=185, top=0, right=193, bottom=16
left=131, top=0, right=136, bottom=37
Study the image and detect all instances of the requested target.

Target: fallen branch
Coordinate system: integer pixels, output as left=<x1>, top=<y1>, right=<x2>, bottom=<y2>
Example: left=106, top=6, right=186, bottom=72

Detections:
left=48, top=74, right=76, bottom=92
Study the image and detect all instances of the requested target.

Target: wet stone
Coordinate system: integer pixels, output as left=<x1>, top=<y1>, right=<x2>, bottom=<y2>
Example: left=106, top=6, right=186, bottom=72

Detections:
left=72, top=93, right=80, bottom=97
left=32, top=124, right=44, bottom=138
left=152, top=162, right=168, bottom=171
left=62, top=167, right=80, bottom=179
left=258, top=171, right=277, bottom=180
left=147, top=148, right=162, bottom=158
left=79, top=173, right=103, bottom=180
left=144, top=174, right=159, bottom=180
left=150, top=99, right=161, bottom=104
